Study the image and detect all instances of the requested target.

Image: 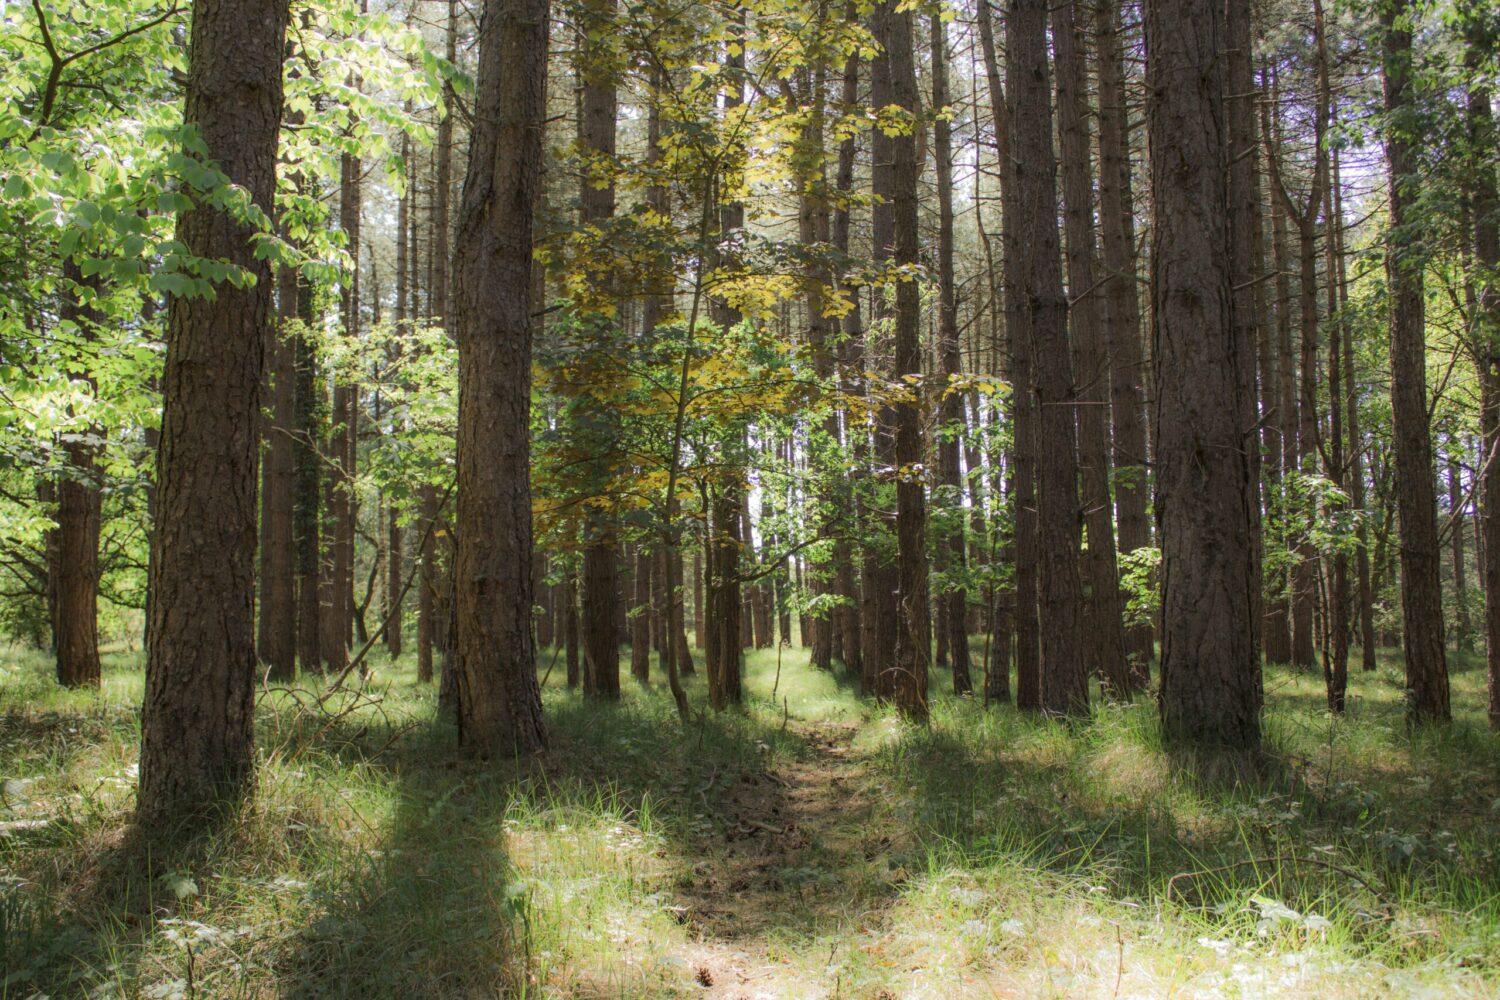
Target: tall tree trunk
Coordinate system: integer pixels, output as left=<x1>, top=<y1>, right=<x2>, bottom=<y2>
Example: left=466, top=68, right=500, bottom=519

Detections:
left=1149, top=0, right=1260, bottom=752
left=978, top=0, right=1036, bottom=708
left=259, top=261, right=297, bottom=681
left=831, top=40, right=865, bottom=681
left=1324, top=146, right=1350, bottom=711
left=578, top=0, right=621, bottom=700
left=1010, top=0, right=1086, bottom=717
left=1334, top=143, right=1376, bottom=671
left=1052, top=0, right=1128, bottom=697
left=888, top=0, right=928, bottom=720
left=1463, top=6, right=1500, bottom=725
left=1381, top=0, right=1450, bottom=724
left=863, top=8, right=901, bottom=700
left=932, top=11, right=972, bottom=696
left=420, top=0, right=458, bottom=685
left=449, top=0, right=549, bottom=752
left=138, top=0, right=290, bottom=830
left=1227, top=0, right=1264, bottom=702
left=388, top=145, right=411, bottom=661
left=291, top=269, right=323, bottom=675
left=54, top=262, right=103, bottom=689
left=1095, top=0, right=1152, bottom=680
left=1264, top=88, right=1300, bottom=666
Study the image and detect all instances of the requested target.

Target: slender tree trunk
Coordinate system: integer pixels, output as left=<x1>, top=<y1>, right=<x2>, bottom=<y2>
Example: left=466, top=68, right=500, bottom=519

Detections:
left=882, top=0, right=928, bottom=720
left=1149, top=0, right=1260, bottom=752
left=258, top=262, right=297, bottom=681
left=565, top=567, right=581, bottom=688
left=1265, top=88, right=1300, bottom=668
left=863, top=8, right=901, bottom=700
left=1463, top=9, right=1500, bottom=725
left=577, top=0, right=621, bottom=700
left=931, top=11, right=971, bottom=696
left=419, top=0, right=457, bottom=685
left=1324, top=152, right=1349, bottom=712
left=1052, top=0, right=1128, bottom=697
left=1095, top=0, right=1152, bottom=680
left=631, top=543, right=652, bottom=681
left=832, top=39, right=865, bottom=681
left=1450, top=448, right=1472, bottom=652
left=138, top=0, right=290, bottom=830
left=54, top=262, right=103, bottom=689
left=1011, top=0, right=1086, bottom=717
left=1381, top=0, right=1450, bottom=724
left=978, top=0, right=1036, bottom=708
left=1227, top=0, right=1264, bottom=702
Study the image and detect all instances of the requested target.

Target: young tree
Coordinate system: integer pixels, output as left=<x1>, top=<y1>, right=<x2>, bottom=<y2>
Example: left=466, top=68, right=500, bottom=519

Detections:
left=449, top=0, right=549, bottom=753
left=137, top=0, right=291, bottom=830
left=1149, top=0, right=1260, bottom=752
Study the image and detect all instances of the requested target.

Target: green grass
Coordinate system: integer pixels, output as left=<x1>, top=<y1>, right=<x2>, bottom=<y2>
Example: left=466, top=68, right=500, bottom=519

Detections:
left=2, top=641, right=1499, bottom=997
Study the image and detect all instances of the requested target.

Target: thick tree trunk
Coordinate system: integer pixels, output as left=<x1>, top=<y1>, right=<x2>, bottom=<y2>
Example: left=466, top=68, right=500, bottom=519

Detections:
left=1010, top=0, right=1086, bottom=717
left=449, top=0, right=550, bottom=753
left=1149, top=0, right=1260, bottom=752
left=1381, top=0, right=1450, bottom=724
left=138, top=0, right=290, bottom=830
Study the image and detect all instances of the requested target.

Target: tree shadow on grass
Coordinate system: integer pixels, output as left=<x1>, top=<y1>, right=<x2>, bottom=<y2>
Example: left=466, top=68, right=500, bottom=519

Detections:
left=275, top=685, right=823, bottom=996
left=278, top=725, right=527, bottom=998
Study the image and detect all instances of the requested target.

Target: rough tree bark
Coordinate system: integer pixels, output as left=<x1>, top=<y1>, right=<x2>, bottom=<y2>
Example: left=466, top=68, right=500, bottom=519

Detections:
left=932, top=11, right=972, bottom=696
left=1382, top=0, right=1450, bottom=725
left=137, top=0, right=291, bottom=830
left=54, top=261, right=102, bottom=689
left=1010, top=0, right=1086, bottom=717
left=1052, top=0, right=1128, bottom=697
left=1149, top=0, right=1261, bottom=751
left=1095, top=0, right=1152, bottom=680
left=1463, top=4, right=1500, bottom=726
left=578, top=0, right=621, bottom=700
left=876, top=0, right=929, bottom=721
left=449, top=0, right=550, bottom=753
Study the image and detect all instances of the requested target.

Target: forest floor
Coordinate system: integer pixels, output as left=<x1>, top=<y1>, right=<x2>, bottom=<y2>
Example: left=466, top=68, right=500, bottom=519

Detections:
left=3, top=641, right=1500, bottom=998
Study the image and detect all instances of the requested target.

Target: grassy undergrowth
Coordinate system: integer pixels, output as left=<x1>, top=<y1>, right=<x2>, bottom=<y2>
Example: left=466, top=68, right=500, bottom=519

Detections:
left=1, top=641, right=1498, bottom=997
